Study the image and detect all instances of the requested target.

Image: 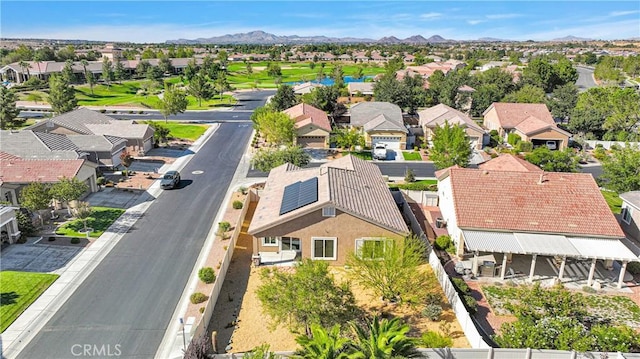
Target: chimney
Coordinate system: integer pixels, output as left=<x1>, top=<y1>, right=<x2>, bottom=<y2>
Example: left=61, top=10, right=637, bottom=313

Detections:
left=538, top=171, right=546, bottom=184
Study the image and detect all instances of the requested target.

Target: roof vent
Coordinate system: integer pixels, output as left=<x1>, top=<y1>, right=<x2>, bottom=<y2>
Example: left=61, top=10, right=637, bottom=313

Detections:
left=483, top=170, right=489, bottom=175
left=538, top=172, right=547, bottom=184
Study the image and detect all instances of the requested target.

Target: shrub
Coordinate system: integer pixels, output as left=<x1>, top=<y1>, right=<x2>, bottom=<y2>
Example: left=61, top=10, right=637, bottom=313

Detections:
left=582, top=285, right=597, bottom=293
left=232, top=200, right=243, bottom=209
left=434, top=235, right=452, bottom=250
left=96, top=176, right=106, bottom=186
left=422, top=304, right=443, bottom=321
left=237, top=186, right=248, bottom=195
left=425, top=292, right=442, bottom=305
left=421, top=330, right=453, bottom=348
left=198, top=267, right=216, bottom=284
left=452, top=277, right=470, bottom=294
left=190, top=292, right=208, bottom=304
left=199, top=307, right=205, bottom=314
left=507, top=133, right=521, bottom=146
left=70, top=237, right=81, bottom=244
left=515, top=141, right=533, bottom=153
left=463, top=294, right=478, bottom=314
left=404, top=168, right=416, bottom=183
left=16, top=211, right=36, bottom=236
left=627, top=262, right=640, bottom=275
left=218, top=221, right=231, bottom=233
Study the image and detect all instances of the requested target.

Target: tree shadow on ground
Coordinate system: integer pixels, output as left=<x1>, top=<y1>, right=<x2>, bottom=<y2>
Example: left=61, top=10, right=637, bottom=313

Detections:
left=0, top=292, right=19, bottom=306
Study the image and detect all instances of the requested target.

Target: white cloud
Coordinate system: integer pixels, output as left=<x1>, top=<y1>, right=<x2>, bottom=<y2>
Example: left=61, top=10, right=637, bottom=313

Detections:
left=609, top=10, right=640, bottom=17
left=512, top=19, right=640, bottom=41
left=420, top=12, right=442, bottom=20
left=467, top=20, right=486, bottom=25
left=486, top=13, right=523, bottom=20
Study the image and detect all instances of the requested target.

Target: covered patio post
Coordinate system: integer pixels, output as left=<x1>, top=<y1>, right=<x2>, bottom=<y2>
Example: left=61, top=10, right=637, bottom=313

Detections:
left=618, top=261, right=628, bottom=289
left=500, top=253, right=508, bottom=280
left=529, top=254, right=537, bottom=282
left=472, top=251, right=479, bottom=277
left=587, top=258, right=597, bottom=286
left=558, top=256, right=567, bottom=280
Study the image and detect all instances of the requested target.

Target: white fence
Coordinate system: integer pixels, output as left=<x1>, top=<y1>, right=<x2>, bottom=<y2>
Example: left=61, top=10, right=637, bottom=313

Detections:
left=189, top=190, right=255, bottom=347
left=401, top=199, right=490, bottom=349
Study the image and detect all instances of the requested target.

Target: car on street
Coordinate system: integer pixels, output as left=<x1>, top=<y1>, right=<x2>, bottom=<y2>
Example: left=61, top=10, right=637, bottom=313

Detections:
left=160, top=170, right=181, bottom=189
left=373, top=143, right=387, bottom=160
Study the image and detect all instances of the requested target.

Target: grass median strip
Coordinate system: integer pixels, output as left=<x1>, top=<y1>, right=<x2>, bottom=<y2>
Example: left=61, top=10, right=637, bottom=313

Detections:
left=0, top=271, right=59, bottom=333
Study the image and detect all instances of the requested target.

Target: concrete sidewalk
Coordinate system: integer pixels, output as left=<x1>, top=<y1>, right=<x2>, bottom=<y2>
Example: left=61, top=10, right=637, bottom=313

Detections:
left=1, top=124, right=220, bottom=358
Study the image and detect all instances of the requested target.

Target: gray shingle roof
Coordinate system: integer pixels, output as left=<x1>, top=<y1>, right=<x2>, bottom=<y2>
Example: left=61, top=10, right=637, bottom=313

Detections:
left=0, top=130, right=80, bottom=160
left=30, top=108, right=114, bottom=134
left=248, top=155, right=408, bottom=235
left=67, top=135, right=127, bottom=152
left=349, top=102, right=407, bottom=133
left=85, top=123, right=154, bottom=139
left=620, top=191, right=640, bottom=210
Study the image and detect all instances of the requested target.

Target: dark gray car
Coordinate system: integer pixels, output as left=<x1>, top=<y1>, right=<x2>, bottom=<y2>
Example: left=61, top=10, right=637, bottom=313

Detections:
left=160, top=170, right=180, bottom=189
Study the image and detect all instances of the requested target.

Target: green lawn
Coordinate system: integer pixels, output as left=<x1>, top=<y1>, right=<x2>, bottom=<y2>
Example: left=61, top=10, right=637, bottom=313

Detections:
left=601, top=190, right=623, bottom=214
left=388, top=179, right=438, bottom=191
left=56, top=207, right=125, bottom=238
left=147, top=121, right=208, bottom=141
left=73, top=82, right=236, bottom=110
left=346, top=151, right=373, bottom=160
left=1, top=271, right=59, bottom=332
left=402, top=151, right=422, bottom=161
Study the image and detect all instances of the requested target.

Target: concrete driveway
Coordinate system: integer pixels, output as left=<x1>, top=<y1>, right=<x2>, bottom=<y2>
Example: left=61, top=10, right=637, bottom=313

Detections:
left=85, top=187, right=151, bottom=209
left=0, top=242, right=81, bottom=273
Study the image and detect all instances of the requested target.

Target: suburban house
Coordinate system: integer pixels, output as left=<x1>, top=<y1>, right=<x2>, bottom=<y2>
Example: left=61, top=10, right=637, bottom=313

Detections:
left=483, top=102, right=571, bottom=150
left=282, top=103, right=332, bottom=149
left=349, top=102, right=408, bottom=150
left=418, top=103, right=486, bottom=150
left=1, top=205, right=21, bottom=246
left=347, top=82, right=375, bottom=97
left=0, top=151, right=98, bottom=207
left=293, top=82, right=324, bottom=95
left=478, top=153, right=542, bottom=172
left=26, top=108, right=155, bottom=155
left=66, top=135, right=127, bottom=168
left=248, top=155, right=409, bottom=265
left=620, top=191, right=640, bottom=242
left=435, top=165, right=637, bottom=288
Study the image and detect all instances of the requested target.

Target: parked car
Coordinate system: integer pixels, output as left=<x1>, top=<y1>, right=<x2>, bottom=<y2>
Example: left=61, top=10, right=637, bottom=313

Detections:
left=160, top=170, right=181, bottom=189
left=373, top=143, right=387, bottom=160
left=545, top=141, right=557, bottom=150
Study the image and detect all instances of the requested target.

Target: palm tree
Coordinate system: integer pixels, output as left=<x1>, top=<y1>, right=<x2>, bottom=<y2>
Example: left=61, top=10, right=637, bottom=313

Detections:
left=18, top=61, right=30, bottom=82
left=294, top=324, right=356, bottom=359
left=350, top=317, right=422, bottom=359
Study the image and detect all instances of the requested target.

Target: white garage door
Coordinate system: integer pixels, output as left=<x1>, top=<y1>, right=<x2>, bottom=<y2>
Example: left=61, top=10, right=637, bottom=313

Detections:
left=372, top=136, right=401, bottom=150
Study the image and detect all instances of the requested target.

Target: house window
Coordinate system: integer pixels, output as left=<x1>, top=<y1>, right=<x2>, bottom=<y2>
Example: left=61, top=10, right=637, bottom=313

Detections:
left=355, top=238, right=388, bottom=259
left=281, top=237, right=301, bottom=251
left=622, top=207, right=633, bottom=224
left=312, top=237, right=337, bottom=260
left=322, top=206, right=336, bottom=217
left=262, top=236, right=278, bottom=247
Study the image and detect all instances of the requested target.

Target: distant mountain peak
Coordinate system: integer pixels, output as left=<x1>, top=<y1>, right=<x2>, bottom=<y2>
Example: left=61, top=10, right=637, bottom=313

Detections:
left=551, top=35, right=593, bottom=42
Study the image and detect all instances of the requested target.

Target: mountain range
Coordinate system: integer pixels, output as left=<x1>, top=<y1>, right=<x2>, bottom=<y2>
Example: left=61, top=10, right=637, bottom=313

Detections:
left=167, top=30, right=457, bottom=44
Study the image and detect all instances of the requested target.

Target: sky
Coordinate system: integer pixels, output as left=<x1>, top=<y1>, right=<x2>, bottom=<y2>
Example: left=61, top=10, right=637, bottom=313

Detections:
left=1, top=1, right=639, bottom=43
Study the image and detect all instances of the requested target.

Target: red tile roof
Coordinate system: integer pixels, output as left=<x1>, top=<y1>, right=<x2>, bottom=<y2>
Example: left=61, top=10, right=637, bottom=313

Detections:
left=479, top=154, right=543, bottom=172
left=485, top=103, right=555, bottom=129
left=0, top=158, right=86, bottom=184
left=283, top=103, right=332, bottom=132
left=443, top=167, right=625, bottom=238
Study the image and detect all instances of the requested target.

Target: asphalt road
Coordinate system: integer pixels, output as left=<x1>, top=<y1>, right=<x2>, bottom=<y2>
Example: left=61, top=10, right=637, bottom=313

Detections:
left=16, top=97, right=264, bottom=359
left=576, top=66, right=598, bottom=92
left=247, top=160, right=601, bottom=179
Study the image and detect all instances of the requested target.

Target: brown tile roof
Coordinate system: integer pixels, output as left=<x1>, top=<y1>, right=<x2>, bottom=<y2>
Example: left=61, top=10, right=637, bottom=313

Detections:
left=418, top=104, right=484, bottom=132
left=248, top=155, right=408, bottom=235
left=443, top=167, right=625, bottom=238
left=484, top=103, right=555, bottom=129
left=478, top=154, right=543, bottom=172
left=0, top=158, right=86, bottom=184
left=283, top=103, right=332, bottom=132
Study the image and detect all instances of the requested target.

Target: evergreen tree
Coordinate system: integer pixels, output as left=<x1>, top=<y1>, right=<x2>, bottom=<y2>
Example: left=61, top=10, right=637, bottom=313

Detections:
left=0, top=86, right=22, bottom=129
left=48, top=73, right=77, bottom=114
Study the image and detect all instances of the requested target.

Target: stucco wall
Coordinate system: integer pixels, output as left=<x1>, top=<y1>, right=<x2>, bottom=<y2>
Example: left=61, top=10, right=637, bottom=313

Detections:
left=621, top=203, right=640, bottom=242
left=296, top=125, right=330, bottom=137
left=482, top=108, right=502, bottom=134
left=253, top=208, right=404, bottom=265
left=437, top=176, right=463, bottom=256
left=518, top=129, right=568, bottom=150
left=365, top=131, right=407, bottom=149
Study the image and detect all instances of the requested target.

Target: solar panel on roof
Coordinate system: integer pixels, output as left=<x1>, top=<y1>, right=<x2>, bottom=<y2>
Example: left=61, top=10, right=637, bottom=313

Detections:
left=279, top=177, right=319, bottom=215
